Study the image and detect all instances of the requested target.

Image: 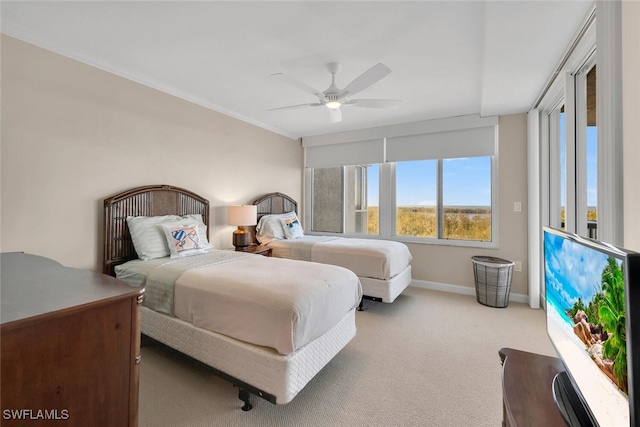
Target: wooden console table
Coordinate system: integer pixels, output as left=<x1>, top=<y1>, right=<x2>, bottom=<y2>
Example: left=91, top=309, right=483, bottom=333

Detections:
left=499, top=347, right=567, bottom=427
left=1, top=252, right=144, bottom=426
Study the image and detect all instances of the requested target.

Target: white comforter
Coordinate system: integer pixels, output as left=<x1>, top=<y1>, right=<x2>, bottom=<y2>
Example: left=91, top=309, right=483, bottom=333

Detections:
left=266, top=236, right=412, bottom=280
left=116, top=250, right=362, bottom=355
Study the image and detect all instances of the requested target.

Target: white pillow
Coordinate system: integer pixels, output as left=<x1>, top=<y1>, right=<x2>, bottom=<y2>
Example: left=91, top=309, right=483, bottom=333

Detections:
left=255, top=212, right=298, bottom=244
left=255, top=216, right=284, bottom=244
left=127, top=214, right=211, bottom=260
left=162, top=223, right=206, bottom=258
left=127, top=215, right=180, bottom=260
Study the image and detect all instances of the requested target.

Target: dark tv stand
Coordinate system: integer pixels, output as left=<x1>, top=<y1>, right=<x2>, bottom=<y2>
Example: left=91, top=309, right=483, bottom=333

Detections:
left=499, top=348, right=567, bottom=426
left=552, top=371, right=597, bottom=427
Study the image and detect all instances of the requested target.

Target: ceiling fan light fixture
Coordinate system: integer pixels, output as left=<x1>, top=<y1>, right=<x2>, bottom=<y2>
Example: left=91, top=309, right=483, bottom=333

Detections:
left=271, top=62, right=395, bottom=122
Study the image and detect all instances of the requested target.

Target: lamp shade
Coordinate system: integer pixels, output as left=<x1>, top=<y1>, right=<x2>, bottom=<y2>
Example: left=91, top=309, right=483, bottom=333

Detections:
left=227, top=205, right=257, bottom=226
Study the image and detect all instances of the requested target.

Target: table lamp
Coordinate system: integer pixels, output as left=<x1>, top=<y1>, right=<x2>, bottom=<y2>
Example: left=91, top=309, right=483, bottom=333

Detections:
left=227, top=205, right=257, bottom=250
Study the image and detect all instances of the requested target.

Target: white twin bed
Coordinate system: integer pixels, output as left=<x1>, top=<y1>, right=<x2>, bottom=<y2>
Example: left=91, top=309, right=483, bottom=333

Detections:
left=253, top=192, right=413, bottom=304
left=103, top=185, right=362, bottom=410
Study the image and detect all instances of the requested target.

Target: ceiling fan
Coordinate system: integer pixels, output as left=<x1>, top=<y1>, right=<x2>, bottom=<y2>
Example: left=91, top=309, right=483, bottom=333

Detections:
left=269, top=62, right=400, bottom=123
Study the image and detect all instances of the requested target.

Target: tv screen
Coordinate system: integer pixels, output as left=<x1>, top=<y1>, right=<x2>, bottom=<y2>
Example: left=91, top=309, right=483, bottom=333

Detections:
left=544, top=227, right=640, bottom=426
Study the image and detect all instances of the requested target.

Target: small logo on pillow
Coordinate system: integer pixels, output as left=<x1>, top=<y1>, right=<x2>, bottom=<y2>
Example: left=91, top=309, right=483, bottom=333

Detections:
left=283, top=217, right=304, bottom=239
left=169, top=226, right=201, bottom=252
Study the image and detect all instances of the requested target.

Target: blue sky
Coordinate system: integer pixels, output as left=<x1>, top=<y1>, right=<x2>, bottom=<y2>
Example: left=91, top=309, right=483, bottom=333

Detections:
left=544, top=230, right=616, bottom=309
left=367, top=157, right=492, bottom=207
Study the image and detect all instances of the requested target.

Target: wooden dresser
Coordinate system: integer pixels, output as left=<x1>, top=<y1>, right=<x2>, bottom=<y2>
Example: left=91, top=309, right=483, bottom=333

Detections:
left=1, top=252, right=144, bottom=426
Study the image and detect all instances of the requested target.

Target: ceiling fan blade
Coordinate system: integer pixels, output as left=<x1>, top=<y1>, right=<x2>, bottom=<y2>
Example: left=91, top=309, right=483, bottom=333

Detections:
left=271, top=73, right=327, bottom=101
left=342, top=99, right=401, bottom=109
left=269, top=103, right=323, bottom=111
left=328, top=108, right=342, bottom=123
left=339, top=63, right=392, bottom=98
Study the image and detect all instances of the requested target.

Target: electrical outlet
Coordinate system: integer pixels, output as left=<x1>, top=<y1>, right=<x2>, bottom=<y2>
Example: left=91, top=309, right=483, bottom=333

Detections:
left=514, top=261, right=522, bottom=272
left=514, top=202, right=522, bottom=212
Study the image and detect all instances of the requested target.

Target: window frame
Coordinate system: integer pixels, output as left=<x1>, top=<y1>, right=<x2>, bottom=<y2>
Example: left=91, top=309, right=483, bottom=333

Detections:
left=305, top=155, right=499, bottom=249
left=302, top=114, right=499, bottom=248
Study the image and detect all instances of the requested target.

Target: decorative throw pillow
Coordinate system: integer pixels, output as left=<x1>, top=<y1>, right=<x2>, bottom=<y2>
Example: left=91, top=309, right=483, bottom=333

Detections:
left=162, top=224, right=206, bottom=258
left=181, top=214, right=212, bottom=249
left=282, top=216, right=304, bottom=239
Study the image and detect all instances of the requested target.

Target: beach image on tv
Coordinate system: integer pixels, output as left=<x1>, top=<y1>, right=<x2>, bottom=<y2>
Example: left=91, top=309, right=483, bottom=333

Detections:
left=545, top=232, right=628, bottom=395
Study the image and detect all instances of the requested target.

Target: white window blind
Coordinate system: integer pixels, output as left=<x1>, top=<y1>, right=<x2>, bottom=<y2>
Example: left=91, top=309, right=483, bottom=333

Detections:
left=303, top=115, right=498, bottom=167
left=386, top=126, right=496, bottom=162
left=305, top=138, right=384, bottom=168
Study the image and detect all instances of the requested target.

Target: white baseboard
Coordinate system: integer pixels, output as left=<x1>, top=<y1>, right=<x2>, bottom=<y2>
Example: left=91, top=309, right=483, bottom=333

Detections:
left=409, top=279, right=530, bottom=305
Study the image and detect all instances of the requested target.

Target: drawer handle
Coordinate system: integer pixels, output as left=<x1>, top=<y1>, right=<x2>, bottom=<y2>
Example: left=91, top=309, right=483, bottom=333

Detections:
left=135, top=355, right=142, bottom=365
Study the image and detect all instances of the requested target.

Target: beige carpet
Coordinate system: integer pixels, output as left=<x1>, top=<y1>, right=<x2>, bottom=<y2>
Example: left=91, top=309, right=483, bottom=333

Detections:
left=139, top=287, right=557, bottom=426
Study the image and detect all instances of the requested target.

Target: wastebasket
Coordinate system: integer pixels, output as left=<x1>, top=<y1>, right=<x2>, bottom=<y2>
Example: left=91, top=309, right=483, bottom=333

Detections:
left=471, top=256, right=514, bottom=308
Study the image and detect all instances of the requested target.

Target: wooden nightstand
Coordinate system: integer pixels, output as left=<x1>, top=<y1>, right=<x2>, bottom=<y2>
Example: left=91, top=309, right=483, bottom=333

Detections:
left=235, top=244, right=272, bottom=257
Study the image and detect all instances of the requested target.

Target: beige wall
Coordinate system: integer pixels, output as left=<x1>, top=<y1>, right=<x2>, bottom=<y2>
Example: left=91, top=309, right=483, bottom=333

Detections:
left=0, top=34, right=531, bottom=294
left=1, top=35, right=302, bottom=271
left=408, top=114, right=529, bottom=296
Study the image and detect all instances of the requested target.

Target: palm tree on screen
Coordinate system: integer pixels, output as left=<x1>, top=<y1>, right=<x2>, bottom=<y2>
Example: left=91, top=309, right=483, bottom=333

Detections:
left=599, top=256, right=627, bottom=392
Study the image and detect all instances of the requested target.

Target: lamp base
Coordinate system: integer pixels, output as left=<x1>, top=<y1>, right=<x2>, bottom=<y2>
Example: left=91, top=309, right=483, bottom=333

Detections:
left=232, top=227, right=251, bottom=250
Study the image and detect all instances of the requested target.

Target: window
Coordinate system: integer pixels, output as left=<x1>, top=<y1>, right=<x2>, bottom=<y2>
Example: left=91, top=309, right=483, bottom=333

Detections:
left=585, top=65, right=597, bottom=239
left=311, top=167, right=343, bottom=233
left=442, top=157, right=492, bottom=241
left=394, top=157, right=492, bottom=241
left=396, top=160, right=437, bottom=238
left=548, top=103, right=566, bottom=230
left=546, top=56, right=597, bottom=238
left=310, top=164, right=379, bottom=235
left=304, top=115, right=497, bottom=247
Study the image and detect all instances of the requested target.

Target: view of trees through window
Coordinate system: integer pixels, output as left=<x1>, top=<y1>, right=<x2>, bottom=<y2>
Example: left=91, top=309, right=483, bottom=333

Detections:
left=381, top=206, right=490, bottom=241
left=313, top=156, right=492, bottom=242
left=394, top=158, right=492, bottom=241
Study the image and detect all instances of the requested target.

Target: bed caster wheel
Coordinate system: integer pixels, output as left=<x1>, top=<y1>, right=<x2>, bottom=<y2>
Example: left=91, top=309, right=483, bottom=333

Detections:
left=239, top=389, right=252, bottom=411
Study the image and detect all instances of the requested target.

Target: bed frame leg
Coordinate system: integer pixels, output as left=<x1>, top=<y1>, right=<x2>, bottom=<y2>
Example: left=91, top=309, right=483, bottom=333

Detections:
left=239, top=389, right=253, bottom=411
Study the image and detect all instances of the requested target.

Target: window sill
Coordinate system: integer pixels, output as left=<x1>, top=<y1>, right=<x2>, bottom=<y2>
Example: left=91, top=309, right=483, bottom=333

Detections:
left=305, top=232, right=499, bottom=249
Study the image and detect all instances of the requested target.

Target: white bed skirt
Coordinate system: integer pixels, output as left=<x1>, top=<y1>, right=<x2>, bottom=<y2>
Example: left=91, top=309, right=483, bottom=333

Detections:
left=360, top=265, right=412, bottom=303
left=140, top=306, right=357, bottom=404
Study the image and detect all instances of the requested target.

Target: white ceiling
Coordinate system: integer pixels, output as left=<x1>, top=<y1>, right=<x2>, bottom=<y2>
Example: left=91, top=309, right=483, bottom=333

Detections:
left=1, top=1, right=593, bottom=140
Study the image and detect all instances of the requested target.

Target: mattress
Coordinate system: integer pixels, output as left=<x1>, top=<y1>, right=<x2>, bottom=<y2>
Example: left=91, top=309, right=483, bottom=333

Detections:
left=141, top=306, right=357, bottom=404
left=266, top=236, right=412, bottom=280
left=359, top=265, right=412, bottom=303
left=116, top=249, right=362, bottom=355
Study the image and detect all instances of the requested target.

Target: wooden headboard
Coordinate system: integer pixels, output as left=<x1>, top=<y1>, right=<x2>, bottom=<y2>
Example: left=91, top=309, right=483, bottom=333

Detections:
left=252, top=192, right=298, bottom=219
left=103, top=185, right=209, bottom=276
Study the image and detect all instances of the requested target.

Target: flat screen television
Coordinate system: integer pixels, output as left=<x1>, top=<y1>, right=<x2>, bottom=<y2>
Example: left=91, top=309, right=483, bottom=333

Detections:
left=544, top=227, right=640, bottom=426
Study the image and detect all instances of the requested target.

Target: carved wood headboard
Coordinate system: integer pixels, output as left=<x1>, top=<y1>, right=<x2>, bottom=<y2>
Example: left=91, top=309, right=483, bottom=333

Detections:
left=103, top=185, right=209, bottom=276
left=252, top=192, right=298, bottom=219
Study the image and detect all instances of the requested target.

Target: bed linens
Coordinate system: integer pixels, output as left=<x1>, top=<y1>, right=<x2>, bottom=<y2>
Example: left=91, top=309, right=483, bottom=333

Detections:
left=116, top=250, right=254, bottom=315
left=266, top=236, right=412, bottom=280
left=265, top=236, right=335, bottom=260
left=116, top=250, right=362, bottom=355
